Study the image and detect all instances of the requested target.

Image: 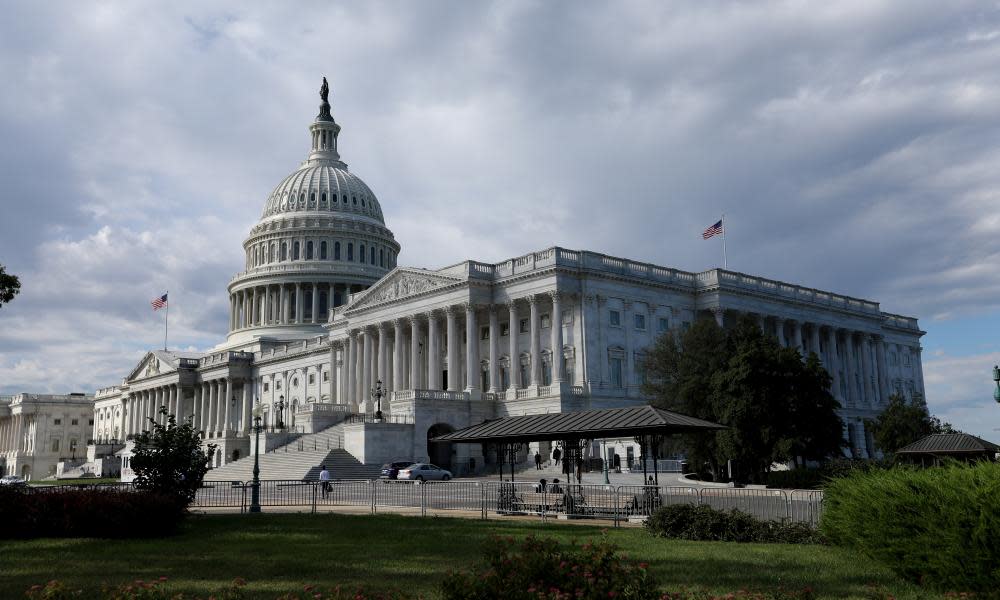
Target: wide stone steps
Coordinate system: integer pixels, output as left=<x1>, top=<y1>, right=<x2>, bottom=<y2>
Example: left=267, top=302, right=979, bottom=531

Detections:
left=207, top=423, right=379, bottom=482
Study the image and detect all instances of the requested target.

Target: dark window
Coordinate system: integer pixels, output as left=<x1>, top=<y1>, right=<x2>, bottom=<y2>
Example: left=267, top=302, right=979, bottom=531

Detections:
left=352, top=196, right=357, bottom=205
left=343, top=194, right=348, bottom=203
left=310, top=193, right=315, bottom=203
left=321, top=192, right=327, bottom=203
left=334, top=241, right=341, bottom=260
left=361, top=197, right=366, bottom=207
left=306, top=241, right=313, bottom=259
left=360, top=244, right=366, bottom=263
left=293, top=242, right=300, bottom=260
left=281, top=243, right=287, bottom=261
left=380, top=248, right=385, bottom=267
left=320, top=241, right=327, bottom=259
left=370, top=247, right=376, bottom=264
left=347, top=243, right=354, bottom=261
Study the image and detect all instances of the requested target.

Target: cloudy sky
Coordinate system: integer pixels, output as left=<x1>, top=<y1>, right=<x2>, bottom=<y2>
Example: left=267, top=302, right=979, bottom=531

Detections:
left=1, top=1, right=999, bottom=437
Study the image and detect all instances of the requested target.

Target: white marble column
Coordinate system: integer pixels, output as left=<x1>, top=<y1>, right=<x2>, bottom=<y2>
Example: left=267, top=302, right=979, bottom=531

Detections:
left=551, top=292, right=564, bottom=383
left=410, top=317, right=421, bottom=389
left=355, top=331, right=365, bottom=408
left=207, top=381, right=217, bottom=434
left=488, top=306, right=499, bottom=393
left=329, top=343, right=338, bottom=403
left=346, top=333, right=356, bottom=409
left=363, top=328, right=374, bottom=411
left=842, top=331, right=857, bottom=408
left=861, top=335, right=875, bottom=408
left=295, top=283, right=303, bottom=324
left=446, top=307, right=460, bottom=391
left=393, top=319, right=404, bottom=393
left=508, top=302, right=519, bottom=394
left=311, top=284, right=319, bottom=324
left=774, top=317, right=786, bottom=347
left=809, top=324, right=821, bottom=360
left=792, top=321, right=804, bottom=353
left=465, top=304, right=479, bottom=393
left=428, top=311, right=440, bottom=389
left=241, top=379, right=251, bottom=436
left=875, top=336, right=889, bottom=405
left=756, top=313, right=766, bottom=332
left=826, top=328, right=842, bottom=403
left=281, top=285, right=290, bottom=324
left=377, top=323, right=388, bottom=387
left=529, top=296, right=541, bottom=386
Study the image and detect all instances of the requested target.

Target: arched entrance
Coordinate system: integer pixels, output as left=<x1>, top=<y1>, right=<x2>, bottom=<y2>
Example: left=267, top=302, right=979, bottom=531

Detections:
left=231, top=449, right=241, bottom=462
left=427, top=423, right=455, bottom=470
left=21, top=465, right=31, bottom=481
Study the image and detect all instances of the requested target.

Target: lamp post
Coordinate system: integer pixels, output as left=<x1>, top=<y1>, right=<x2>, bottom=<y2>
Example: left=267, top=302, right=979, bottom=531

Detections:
left=276, top=397, right=285, bottom=430
left=371, top=379, right=385, bottom=421
left=993, top=365, right=1000, bottom=404
left=249, top=404, right=263, bottom=513
left=602, top=439, right=610, bottom=485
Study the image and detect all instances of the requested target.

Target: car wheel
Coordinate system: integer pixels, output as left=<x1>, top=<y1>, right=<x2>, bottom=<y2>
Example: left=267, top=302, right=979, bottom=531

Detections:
left=415, top=475, right=424, bottom=482
left=442, top=474, right=451, bottom=481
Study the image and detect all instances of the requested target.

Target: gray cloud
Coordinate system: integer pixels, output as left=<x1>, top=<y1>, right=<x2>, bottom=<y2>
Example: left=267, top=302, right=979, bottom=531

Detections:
left=1, top=1, right=999, bottom=436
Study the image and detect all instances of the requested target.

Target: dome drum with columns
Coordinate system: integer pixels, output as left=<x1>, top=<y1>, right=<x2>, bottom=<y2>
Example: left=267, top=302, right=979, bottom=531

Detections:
left=226, top=81, right=400, bottom=346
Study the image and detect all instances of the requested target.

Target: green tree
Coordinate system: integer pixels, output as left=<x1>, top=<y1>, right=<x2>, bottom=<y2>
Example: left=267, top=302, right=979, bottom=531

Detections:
left=642, top=319, right=728, bottom=477
left=131, top=407, right=216, bottom=507
left=868, top=394, right=958, bottom=454
left=0, top=264, right=21, bottom=307
left=787, top=352, right=846, bottom=466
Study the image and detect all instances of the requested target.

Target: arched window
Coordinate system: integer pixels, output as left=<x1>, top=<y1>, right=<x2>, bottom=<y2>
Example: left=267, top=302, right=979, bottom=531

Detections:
left=380, top=248, right=385, bottom=267
left=293, top=241, right=300, bottom=260
left=299, top=192, right=305, bottom=203
left=334, top=241, right=341, bottom=260
left=352, top=195, right=357, bottom=205
left=347, top=243, right=354, bottom=261
left=269, top=244, right=275, bottom=263
left=310, top=192, right=315, bottom=203
left=370, top=246, right=376, bottom=264
left=361, top=197, right=366, bottom=207
left=342, top=195, right=348, bottom=204
left=320, top=241, right=327, bottom=260
left=321, top=192, right=327, bottom=203
left=360, top=244, right=366, bottom=264
left=280, top=243, right=287, bottom=261
left=306, top=241, right=313, bottom=260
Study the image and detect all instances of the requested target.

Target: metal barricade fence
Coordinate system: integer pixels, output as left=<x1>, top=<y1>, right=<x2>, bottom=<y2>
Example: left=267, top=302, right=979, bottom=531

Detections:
left=422, top=481, right=483, bottom=514
left=697, top=487, right=790, bottom=522
left=257, top=479, right=317, bottom=508
left=616, top=486, right=699, bottom=520
left=561, top=484, right=620, bottom=522
left=785, top=489, right=824, bottom=527
left=193, top=481, right=248, bottom=511
left=316, top=479, right=373, bottom=510
left=373, top=480, right=423, bottom=512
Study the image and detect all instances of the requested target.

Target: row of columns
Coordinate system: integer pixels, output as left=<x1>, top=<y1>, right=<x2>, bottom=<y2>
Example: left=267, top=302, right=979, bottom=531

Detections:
left=121, top=378, right=254, bottom=439
left=0, top=414, right=28, bottom=453
left=230, top=282, right=362, bottom=332
left=333, top=293, right=567, bottom=412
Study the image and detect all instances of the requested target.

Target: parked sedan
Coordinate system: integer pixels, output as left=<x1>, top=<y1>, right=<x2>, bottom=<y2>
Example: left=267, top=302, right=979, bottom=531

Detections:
left=397, top=463, right=452, bottom=482
left=380, top=461, right=415, bottom=480
left=0, top=476, right=27, bottom=487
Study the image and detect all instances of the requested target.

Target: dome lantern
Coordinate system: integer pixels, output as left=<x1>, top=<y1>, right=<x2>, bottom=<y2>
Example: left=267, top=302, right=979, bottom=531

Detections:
left=307, top=76, right=343, bottom=165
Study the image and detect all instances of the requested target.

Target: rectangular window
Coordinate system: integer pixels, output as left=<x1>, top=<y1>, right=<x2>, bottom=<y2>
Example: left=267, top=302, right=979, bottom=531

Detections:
left=51, top=439, right=60, bottom=452
left=501, top=322, right=510, bottom=337
left=610, top=358, right=623, bottom=388
left=481, top=326, right=490, bottom=340
left=562, top=309, right=573, bottom=325
left=88, top=419, right=94, bottom=426
left=520, top=364, right=530, bottom=388
left=53, top=419, right=62, bottom=426
left=542, top=362, right=552, bottom=386
left=519, top=318, right=529, bottom=334
left=71, top=419, right=79, bottom=426
left=903, top=354, right=911, bottom=367
left=309, top=374, right=315, bottom=384
left=263, top=382, right=270, bottom=392
left=541, top=314, right=551, bottom=329
left=634, top=314, right=646, bottom=330
left=323, top=371, right=329, bottom=382
left=609, top=310, right=621, bottom=327
left=658, top=317, right=669, bottom=333
left=635, top=354, right=647, bottom=385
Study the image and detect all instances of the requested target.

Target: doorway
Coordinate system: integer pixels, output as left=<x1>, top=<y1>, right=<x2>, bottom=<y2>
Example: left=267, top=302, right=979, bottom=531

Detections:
left=426, top=423, right=455, bottom=470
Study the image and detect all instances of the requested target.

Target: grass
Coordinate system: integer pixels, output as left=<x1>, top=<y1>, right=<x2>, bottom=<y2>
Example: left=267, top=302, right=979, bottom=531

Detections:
left=0, top=513, right=933, bottom=599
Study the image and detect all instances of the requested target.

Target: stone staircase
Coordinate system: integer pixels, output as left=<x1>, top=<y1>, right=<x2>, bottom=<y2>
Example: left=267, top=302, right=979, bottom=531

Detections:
left=206, top=423, right=380, bottom=482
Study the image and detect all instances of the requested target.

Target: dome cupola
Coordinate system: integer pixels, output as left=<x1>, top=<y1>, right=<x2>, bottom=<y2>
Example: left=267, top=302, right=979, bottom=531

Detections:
left=224, top=78, right=401, bottom=347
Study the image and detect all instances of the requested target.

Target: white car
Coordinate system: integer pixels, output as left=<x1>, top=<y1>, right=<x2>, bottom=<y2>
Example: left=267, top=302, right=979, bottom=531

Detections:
left=0, top=475, right=27, bottom=487
left=397, top=463, right=452, bottom=481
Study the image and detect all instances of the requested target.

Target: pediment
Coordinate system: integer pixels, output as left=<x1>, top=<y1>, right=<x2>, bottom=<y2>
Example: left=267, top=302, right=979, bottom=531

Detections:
left=126, top=351, right=176, bottom=382
left=349, top=268, right=463, bottom=310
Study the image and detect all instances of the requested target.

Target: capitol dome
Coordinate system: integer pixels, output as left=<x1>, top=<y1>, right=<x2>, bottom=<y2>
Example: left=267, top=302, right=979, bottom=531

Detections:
left=225, top=79, right=400, bottom=346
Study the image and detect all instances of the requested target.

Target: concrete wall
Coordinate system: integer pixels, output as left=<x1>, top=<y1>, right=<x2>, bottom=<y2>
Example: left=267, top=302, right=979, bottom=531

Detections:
left=343, top=423, right=414, bottom=465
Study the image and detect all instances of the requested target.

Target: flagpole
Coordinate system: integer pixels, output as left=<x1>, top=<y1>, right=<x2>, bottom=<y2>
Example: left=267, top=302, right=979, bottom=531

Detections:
left=164, top=291, right=168, bottom=351
left=721, top=214, right=728, bottom=270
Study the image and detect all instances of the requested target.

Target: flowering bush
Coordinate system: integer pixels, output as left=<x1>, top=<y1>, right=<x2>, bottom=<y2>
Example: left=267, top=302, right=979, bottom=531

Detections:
left=440, top=535, right=661, bottom=600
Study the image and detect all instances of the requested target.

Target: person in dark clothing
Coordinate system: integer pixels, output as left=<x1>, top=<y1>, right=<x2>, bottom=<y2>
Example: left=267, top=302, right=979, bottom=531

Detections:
left=613, top=453, right=621, bottom=473
left=553, top=447, right=562, bottom=466
left=534, top=451, right=542, bottom=470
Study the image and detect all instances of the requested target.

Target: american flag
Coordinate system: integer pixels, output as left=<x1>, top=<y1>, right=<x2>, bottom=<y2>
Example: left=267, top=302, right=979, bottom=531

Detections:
left=702, top=219, right=724, bottom=240
left=151, top=293, right=168, bottom=311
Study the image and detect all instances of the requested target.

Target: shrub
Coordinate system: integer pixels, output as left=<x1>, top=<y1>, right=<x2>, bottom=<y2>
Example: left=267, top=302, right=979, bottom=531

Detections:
left=821, top=461, right=1000, bottom=592
left=645, top=504, right=822, bottom=544
left=131, top=408, right=216, bottom=507
left=440, top=534, right=660, bottom=600
left=0, top=486, right=184, bottom=539
left=765, top=459, right=896, bottom=490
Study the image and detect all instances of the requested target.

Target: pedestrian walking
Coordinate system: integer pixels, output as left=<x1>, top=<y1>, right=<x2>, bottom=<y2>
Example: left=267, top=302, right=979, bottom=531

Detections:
left=319, top=464, right=331, bottom=499
left=553, top=447, right=561, bottom=467
left=534, top=451, right=542, bottom=470
left=613, top=453, right=621, bottom=473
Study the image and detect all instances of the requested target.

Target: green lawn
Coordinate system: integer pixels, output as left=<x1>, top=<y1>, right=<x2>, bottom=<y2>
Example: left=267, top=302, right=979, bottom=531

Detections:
left=0, top=513, right=931, bottom=599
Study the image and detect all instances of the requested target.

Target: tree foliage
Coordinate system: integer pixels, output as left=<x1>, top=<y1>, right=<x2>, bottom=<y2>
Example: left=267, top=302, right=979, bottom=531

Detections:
left=868, top=394, right=958, bottom=454
left=643, top=315, right=844, bottom=483
left=0, top=264, right=21, bottom=307
left=131, top=407, right=216, bottom=507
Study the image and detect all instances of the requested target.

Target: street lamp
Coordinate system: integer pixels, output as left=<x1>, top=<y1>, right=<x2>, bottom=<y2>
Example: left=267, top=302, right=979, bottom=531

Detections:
left=249, top=404, right=263, bottom=513
left=371, top=380, right=385, bottom=421
left=276, top=397, right=285, bottom=430
left=993, top=365, right=1000, bottom=404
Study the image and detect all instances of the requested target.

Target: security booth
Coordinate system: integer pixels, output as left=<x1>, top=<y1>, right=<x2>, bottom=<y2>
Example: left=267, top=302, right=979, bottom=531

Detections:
left=895, top=433, right=1000, bottom=467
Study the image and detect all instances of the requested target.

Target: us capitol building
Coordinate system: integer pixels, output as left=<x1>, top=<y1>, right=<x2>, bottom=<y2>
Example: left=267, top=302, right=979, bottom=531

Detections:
left=69, top=81, right=925, bottom=480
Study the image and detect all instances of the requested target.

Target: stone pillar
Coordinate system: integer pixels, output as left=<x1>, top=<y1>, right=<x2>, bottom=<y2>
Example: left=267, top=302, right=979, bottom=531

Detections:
left=860, top=335, right=875, bottom=408
left=913, top=346, right=926, bottom=403
left=355, top=331, right=365, bottom=409
left=428, top=311, right=440, bottom=389
left=363, top=328, right=374, bottom=411
left=488, top=306, right=499, bottom=393
left=875, top=336, right=889, bottom=405
left=446, top=307, right=460, bottom=391
left=261, top=285, right=269, bottom=325
left=774, top=317, right=786, bottom=347
left=809, top=325, right=821, bottom=360
left=393, top=320, right=404, bottom=393
left=346, top=333, right=356, bottom=409
left=206, top=381, right=217, bottom=434
left=295, top=283, right=303, bottom=324
left=377, top=323, right=388, bottom=387
left=792, top=321, right=804, bottom=353
left=508, top=302, right=519, bottom=393
left=551, top=292, right=564, bottom=383
left=756, top=313, right=766, bottom=332
left=712, top=307, right=724, bottom=327
left=369, top=332, right=379, bottom=408
left=410, top=317, right=421, bottom=389
left=529, top=296, right=541, bottom=386
left=842, top=331, right=857, bottom=408
left=465, top=304, right=479, bottom=393
left=224, top=378, right=233, bottom=433
left=329, top=342, right=338, bottom=403
left=240, top=379, right=251, bottom=436
left=311, top=284, right=319, bottom=324
left=826, top=328, right=842, bottom=403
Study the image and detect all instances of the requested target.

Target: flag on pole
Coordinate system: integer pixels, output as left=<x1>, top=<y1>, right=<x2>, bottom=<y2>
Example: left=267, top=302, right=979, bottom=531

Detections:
left=151, top=293, right=168, bottom=311
left=702, top=219, right=724, bottom=240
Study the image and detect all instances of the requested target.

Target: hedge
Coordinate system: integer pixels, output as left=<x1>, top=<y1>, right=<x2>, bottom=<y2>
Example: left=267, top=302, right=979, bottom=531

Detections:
left=0, top=486, right=184, bottom=539
left=645, top=504, right=822, bottom=544
left=821, top=461, right=1000, bottom=591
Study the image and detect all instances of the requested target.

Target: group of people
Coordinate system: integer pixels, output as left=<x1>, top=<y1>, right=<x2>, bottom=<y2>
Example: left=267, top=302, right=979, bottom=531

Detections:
left=533, top=478, right=563, bottom=494
left=533, top=447, right=624, bottom=474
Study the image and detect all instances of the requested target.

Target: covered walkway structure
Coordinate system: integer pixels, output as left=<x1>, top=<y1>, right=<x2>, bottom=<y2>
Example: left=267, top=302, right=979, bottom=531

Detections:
left=433, top=404, right=724, bottom=485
